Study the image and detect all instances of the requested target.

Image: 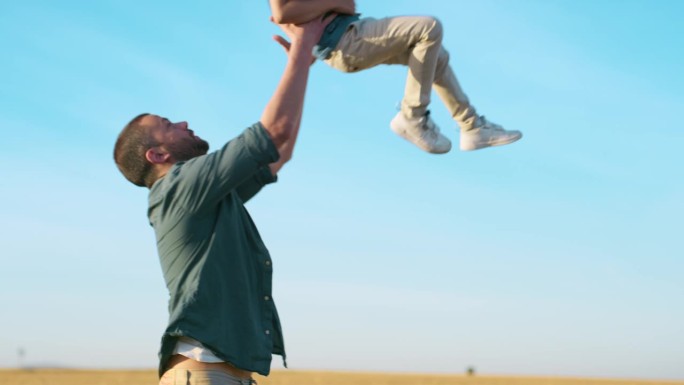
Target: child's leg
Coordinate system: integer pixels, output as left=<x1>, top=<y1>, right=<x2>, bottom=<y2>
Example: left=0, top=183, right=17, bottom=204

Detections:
left=325, top=16, right=444, bottom=119
left=432, top=47, right=479, bottom=130
left=433, top=46, right=522, bottom=150
left=325, top=15, right=522, bottom=151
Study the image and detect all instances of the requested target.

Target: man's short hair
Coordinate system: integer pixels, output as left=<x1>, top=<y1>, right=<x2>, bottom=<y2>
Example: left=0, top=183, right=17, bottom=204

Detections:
left=114, top=113, right=159, bottom=188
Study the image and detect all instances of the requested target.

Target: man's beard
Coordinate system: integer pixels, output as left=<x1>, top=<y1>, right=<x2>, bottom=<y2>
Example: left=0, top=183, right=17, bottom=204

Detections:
left=167, top=137, right=210, bottom=162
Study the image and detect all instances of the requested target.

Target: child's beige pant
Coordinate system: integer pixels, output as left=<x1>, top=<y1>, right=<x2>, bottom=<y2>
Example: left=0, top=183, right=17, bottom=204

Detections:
left=325, top=16, right=479, bottom=129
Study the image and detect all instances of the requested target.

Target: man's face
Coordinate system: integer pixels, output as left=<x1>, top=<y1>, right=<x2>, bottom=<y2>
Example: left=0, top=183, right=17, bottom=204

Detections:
left=142, top=114, right=210, bottom=162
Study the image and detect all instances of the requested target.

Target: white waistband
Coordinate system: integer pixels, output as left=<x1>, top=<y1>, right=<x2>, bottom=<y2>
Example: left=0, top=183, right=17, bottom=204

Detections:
left=172, top=336, right=224, bottom=363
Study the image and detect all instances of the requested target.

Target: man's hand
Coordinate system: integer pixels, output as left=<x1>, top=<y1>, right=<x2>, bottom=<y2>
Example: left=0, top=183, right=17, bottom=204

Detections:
left=272, top=35, right=317, bottom=66
left=270, top=14, right=333, bottom=52
left=271, top=14, right=334, bottom=64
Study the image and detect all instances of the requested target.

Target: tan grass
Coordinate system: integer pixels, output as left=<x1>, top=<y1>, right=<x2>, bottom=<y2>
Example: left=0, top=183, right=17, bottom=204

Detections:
left=0, top=369, right=681, bottom=385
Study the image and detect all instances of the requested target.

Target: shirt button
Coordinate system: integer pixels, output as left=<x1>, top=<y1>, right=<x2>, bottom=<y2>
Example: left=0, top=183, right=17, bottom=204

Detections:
left=265, top=330, right=270, bottom=335
left=265, top=260, right=271, bottom=266
left=264, top=296, right=270, bottom=301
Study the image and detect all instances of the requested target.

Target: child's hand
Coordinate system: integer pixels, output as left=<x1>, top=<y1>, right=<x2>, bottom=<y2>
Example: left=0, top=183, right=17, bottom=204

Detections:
left=334, top=0, right=356, bottom=15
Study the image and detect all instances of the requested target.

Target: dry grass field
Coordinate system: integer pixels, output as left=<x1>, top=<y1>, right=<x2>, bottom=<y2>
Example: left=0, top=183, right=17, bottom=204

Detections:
left=1, top=369, right=682, bottom=385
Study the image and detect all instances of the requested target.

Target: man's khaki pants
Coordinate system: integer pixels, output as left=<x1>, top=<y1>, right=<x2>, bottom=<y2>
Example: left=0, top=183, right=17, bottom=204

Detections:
left=159, top=368, right=256, bottom=385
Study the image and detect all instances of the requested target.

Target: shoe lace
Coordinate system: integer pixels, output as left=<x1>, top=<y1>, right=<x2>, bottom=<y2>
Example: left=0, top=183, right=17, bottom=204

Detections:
left=478, top=115, right=489, bottom=129
left=421, top=110, right=438, bottom=132
left=478, top=115, right=503, bottom=132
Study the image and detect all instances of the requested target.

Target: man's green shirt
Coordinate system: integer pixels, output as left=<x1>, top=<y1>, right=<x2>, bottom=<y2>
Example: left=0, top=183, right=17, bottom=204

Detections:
left=148, top=122, right=284, bottom=377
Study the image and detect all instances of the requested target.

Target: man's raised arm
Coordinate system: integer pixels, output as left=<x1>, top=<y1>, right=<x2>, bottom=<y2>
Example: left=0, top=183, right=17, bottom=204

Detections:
left=259, top=16, right=330, bottom=156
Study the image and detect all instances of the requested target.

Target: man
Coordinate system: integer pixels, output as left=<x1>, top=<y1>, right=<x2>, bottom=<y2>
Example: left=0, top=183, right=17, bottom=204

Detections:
left=113, top=17, right=331, bottom=385
left=270, top=0, right=522, bottom=153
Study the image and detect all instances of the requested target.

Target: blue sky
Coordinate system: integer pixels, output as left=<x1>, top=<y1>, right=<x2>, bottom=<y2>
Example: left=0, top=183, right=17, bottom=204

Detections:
left=1, top=0, right=682, bottom=381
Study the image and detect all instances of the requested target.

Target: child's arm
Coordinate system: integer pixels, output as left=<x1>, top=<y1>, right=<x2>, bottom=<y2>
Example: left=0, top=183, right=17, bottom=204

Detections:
left=270, top=0, right=355, bottom=24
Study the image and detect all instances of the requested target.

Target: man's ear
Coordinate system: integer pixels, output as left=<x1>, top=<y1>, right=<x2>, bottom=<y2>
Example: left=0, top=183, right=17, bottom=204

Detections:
left=145, top=147, right=171, bottom=164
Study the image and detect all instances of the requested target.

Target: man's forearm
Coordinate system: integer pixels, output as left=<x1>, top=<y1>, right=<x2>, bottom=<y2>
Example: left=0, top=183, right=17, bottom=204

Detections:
left=270, top=0, right=352, bottom=24
left=269, top=109, right=302, bottom=176
left=260, top=39, right=313, bottom=149
left=261, top=17, right=331, bottom=173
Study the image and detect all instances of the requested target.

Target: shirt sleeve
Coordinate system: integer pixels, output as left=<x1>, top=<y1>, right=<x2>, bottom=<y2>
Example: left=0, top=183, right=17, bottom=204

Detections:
left=235, top=166, right=278, bottom=204
left=166, top=122, right=280, bottom=213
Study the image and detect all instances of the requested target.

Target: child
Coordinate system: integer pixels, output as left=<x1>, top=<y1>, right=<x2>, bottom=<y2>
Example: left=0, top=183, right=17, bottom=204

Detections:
left=270, top=0, right=522, bottom=154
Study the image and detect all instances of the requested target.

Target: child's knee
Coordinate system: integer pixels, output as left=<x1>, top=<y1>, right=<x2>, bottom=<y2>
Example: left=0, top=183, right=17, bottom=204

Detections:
left=413, top=16, right=443, bottom=42
left=426, top=16, right=443, bottom=42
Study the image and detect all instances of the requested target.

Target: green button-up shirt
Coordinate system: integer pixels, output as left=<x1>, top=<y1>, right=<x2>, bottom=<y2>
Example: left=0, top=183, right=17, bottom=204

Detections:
left=147, top=122, right=285, bottom=377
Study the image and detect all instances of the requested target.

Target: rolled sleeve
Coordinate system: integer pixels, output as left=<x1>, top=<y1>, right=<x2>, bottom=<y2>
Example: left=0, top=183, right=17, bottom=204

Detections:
left=162, top=122, right=280, bottom=213
left=234, top=122, right=280, bottom=167
left=235, top=166, right=278, bottom=203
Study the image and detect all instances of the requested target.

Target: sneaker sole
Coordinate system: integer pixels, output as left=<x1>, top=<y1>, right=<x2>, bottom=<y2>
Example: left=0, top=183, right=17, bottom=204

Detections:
left=390, top=122, right=452, bottom=154
left=460, top=131, right=523, bottom=151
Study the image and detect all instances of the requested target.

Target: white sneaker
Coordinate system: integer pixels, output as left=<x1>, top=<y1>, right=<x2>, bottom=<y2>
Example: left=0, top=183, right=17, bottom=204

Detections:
left=460, top=116, right=522, bottom=151
left=390, top=111, right=452, bottom=154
